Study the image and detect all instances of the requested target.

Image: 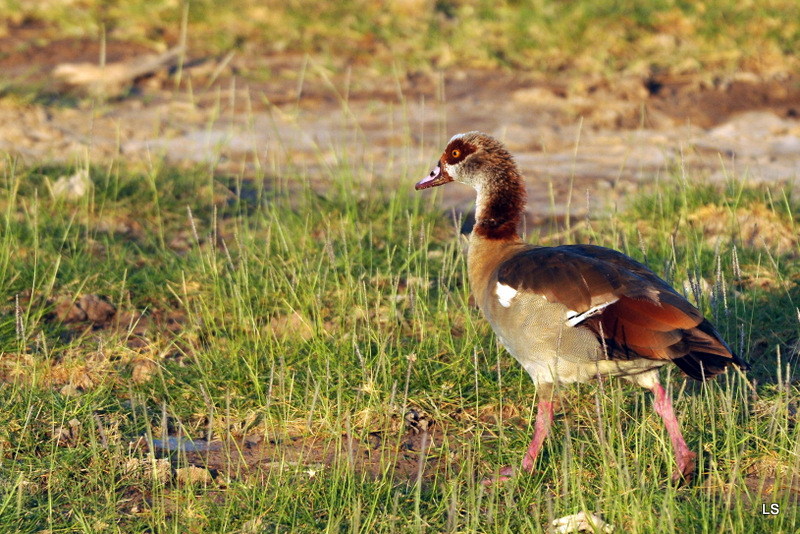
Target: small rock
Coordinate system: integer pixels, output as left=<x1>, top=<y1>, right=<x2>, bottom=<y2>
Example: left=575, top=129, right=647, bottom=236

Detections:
left=122, top=456, right=172, bottom=484
left=404, top=408, right=434, bottom=433
left=53, top=46, right=184, bottom=97
left=769, top=135, right=800, bottom=156
left=53, top=417, right=82, bottom=445
left=176, top=465, right=213, bottom=485
left=59, top=383, right=81, bottom=397
left=53, top=424, right=72, bottom=445
left=512, top=86, right=561, bottom=106
left=241, top=517, right=264, bottom=534
left=56, top=298, right=87, bottom=323
left=131, top=358, right=158, bottom=384
left=552, top=511, right=614, bottom=533
left=268, top=311, right=314, bottom=340
left=78, top=295, right=116, bottom=324
left=732, top=72, right=762, bottom=84
left=51, top=169, right=92, bottom=200
left=124, top=457, right=173, bottom=484
left=55, top=294, right=116, bottom=325
left=70, top=370, right=94, bottom=391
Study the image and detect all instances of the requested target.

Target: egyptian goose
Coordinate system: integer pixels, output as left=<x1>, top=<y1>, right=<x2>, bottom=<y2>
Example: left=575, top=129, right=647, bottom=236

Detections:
left=415, top=131, right=749, bottom=483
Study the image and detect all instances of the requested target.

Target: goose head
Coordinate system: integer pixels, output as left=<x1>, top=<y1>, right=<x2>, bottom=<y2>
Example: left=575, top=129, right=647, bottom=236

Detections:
left=415, top=131, right=519, bottom=193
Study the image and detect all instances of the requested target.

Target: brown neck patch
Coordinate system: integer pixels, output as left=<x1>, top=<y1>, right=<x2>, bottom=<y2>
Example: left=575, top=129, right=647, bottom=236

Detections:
left=474, top=171, right=527, bottom=240
left=474, top=219, right=520, bottom=240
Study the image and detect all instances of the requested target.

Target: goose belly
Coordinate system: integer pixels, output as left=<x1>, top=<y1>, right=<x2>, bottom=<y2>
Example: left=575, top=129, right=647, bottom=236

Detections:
left=483, top=293, right=665, bottom=387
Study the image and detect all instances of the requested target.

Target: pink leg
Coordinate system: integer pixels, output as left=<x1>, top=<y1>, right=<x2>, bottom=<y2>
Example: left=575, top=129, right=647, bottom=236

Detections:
left=521, top=399, right=554, bottom=472
left=481, top=398, right=553, bottom=486
left=651, top=383, right=697, bottom=482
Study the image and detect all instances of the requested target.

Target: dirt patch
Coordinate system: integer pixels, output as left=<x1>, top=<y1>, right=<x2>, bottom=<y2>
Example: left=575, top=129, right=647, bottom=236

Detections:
left=687, top=203, right=799, bottom=256
left=0, top=21, right=156, bottom=88
left=5, top=28, right=800, bottom=129
left=1, top=30, right=799, bottom=148
left=441, top=70, right=800, bottom=130
left=1, top=291, right=189, bottom=395
left=55, top=294, right=117, bottom=325
left=2, top=35, right=799, bottom=224
left=177, top=427, right=455, bottom=485
left=645, top=73, right=800, bottom=128
left=46, top=292, right=186, bottom=349
left=133, top=408, right=463, bottom=488
left=701, top=456, right=800, bottom=510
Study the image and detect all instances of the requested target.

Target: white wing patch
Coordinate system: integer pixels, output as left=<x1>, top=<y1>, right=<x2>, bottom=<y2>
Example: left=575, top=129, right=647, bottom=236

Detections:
left=565, top=299, right=619, bottom=327
left=495, top=282, right=518, bottom=308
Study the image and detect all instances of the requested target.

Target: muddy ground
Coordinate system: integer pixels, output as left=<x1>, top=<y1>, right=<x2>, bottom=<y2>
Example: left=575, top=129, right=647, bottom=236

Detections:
left=2, top=32, right=799, bottom=221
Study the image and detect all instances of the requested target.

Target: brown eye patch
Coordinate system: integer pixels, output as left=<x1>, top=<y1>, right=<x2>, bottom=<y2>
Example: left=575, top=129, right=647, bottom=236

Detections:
left=443, top=139, right=475, bottom=164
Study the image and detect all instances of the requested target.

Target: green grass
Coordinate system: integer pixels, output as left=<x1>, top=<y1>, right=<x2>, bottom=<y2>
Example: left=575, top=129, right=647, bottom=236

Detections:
left=0, top=143, right=798, bottom=532
left=1, top=0, right=798, bottom=76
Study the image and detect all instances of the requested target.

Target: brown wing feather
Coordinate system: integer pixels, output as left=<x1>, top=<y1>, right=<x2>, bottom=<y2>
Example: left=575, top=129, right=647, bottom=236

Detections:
left=496, top=244, right=749, bottom=380
left=610, top=296, right=701, bottom=330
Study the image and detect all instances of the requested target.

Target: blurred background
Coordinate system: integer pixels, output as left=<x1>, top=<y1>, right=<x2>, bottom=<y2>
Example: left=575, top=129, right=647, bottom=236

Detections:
left=3, top=0, right=799, bottom=76
left=1, top=0, right=799, bottom=216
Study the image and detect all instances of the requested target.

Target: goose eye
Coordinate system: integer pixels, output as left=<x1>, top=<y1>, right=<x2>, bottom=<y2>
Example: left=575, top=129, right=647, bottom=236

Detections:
left=451, top=149, right=461, bottom=159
